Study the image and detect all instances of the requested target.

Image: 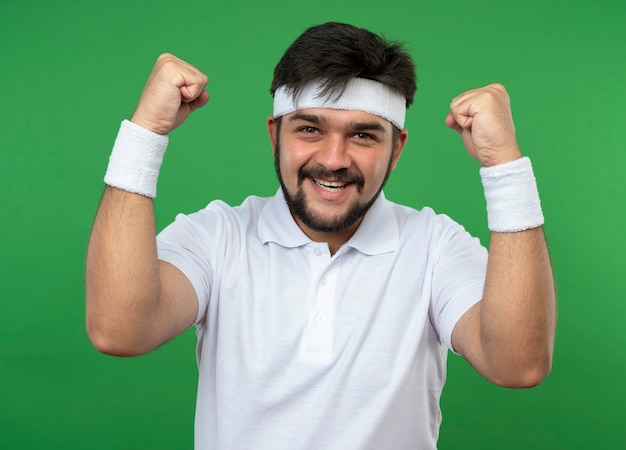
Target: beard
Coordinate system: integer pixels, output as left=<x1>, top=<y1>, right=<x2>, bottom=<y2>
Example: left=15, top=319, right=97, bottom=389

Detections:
left=273, top=139, right=394, bottom=234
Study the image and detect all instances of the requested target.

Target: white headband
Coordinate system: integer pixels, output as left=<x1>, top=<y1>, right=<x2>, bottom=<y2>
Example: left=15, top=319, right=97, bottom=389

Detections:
left=273, top=78, right=407, bottom=129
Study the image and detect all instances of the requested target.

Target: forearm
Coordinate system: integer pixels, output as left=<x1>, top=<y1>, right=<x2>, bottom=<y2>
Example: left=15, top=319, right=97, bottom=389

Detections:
left=452, top=158, right=556, bottom=386
left=479, top=226, right=556, bottom=386
left=85, top=186, right=160, bottom=355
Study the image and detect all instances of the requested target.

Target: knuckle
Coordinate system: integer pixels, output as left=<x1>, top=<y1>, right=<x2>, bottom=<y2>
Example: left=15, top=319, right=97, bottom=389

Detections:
left=156, top=53, right=184, bottom=72
left=157, top=52, right=174, bottom=62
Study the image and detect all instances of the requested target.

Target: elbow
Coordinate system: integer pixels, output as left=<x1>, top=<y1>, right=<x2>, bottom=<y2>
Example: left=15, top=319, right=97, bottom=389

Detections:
left=492, top=355, right=553, bottom=389
left=497, top=367, right=551, bottom=389
left=85, top=288, right=156, bottom=357
left=86, top=317, right=148, bottom=358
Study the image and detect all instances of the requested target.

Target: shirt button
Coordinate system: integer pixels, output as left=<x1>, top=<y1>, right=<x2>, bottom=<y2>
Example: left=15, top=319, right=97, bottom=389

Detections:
left=316, top=314, right=325, bottom=323
left=319, top=277, right=327, bottom=286
left=314, top=248, right=322, bottom=256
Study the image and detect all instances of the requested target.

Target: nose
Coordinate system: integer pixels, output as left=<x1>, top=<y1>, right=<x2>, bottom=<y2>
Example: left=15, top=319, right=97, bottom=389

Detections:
left=314, top=134, right=351, bottom=171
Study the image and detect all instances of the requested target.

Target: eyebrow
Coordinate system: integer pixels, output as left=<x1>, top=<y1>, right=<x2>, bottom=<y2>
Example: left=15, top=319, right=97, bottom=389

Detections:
left=288, top=113, right=328, bottom=125
left=288, top=112, right=387, bottom=135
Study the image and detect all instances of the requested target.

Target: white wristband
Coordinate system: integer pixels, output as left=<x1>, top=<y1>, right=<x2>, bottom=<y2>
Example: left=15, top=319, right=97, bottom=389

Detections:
left=480, top=157, right=544, bottom=232
left=104, top=120, right=169, bottom=198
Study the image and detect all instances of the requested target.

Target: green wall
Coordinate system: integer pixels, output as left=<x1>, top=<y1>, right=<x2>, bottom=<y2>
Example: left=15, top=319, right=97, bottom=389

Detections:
left=1, top=0, right=624, bottom=448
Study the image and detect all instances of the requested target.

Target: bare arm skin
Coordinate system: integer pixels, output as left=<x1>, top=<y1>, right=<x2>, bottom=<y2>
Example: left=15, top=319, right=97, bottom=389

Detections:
left=452, top=228, right=555, bottom=387
left=85, top=54, right=209, bottom=356
left=86, top=187, right=198, bottom=356
left=448, top=84, right=556, bottom=388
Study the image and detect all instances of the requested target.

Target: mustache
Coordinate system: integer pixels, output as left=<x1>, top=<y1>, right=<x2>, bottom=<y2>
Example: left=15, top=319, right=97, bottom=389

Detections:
left=298, top=166, right=365, bottom=188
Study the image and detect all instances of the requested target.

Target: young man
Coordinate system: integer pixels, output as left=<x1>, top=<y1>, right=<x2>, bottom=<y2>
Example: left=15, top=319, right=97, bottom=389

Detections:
left=86, top=22, right=555, bottom=449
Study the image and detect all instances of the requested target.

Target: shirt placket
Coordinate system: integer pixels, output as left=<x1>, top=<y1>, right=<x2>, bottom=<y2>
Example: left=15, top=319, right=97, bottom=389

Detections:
left=303, top=245, right=337, bottom=362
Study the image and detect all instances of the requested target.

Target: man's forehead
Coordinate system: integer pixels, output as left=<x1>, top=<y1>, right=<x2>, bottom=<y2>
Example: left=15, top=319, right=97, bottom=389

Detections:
left=286, top=108, right=392, bottom=131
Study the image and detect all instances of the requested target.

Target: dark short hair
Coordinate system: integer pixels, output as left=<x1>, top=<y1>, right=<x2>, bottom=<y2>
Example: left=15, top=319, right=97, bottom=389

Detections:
left=270, top=22, right=417, bottom=108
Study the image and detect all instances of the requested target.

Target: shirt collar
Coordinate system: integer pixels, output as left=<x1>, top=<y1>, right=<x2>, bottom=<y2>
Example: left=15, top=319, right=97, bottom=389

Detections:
left=258, top=189, right=311, bottom=248
left=345, top=191, right=398, bottom=255
left=258, top=189, right=399, bottom=255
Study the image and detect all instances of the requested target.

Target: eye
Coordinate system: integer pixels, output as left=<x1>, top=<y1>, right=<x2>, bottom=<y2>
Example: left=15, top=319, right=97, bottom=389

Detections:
left=298, top=126, right=319, bottom=135
left=353, top=132, right=377, bottom=141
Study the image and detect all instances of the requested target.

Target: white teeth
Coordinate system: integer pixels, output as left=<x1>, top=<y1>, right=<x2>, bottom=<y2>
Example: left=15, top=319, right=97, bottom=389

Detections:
left=314, top=178, right=348, bottom=190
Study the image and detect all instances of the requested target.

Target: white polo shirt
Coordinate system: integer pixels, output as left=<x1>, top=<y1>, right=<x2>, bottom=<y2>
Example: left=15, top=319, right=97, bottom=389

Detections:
left=157, top=189, right=487, bottom=449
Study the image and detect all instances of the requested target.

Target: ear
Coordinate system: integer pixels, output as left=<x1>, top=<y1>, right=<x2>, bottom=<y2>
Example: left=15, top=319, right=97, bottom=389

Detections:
left=389, top=128, right=409, bottom=171
left=267, top=115, right=278, bottom=156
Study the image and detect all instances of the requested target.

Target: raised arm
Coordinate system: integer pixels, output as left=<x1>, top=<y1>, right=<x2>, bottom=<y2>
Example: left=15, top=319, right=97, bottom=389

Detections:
left=447, top=84, right=556, bottom=388
left=85, top=54, right=209, bottom=356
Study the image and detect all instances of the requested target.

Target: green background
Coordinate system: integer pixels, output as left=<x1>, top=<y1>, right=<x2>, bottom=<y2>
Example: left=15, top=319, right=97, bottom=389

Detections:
left=1, top=0, right=624, bottom=448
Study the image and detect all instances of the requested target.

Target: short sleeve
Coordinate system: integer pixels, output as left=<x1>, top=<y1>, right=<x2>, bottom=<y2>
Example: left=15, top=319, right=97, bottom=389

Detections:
left=157, top=211, right=215, bottom=325
left=430, top=222, right=488, bottom=352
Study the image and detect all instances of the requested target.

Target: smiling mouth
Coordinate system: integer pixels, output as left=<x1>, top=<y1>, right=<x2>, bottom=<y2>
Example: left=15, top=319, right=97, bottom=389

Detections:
left=313, top=178, right=352, bottom=192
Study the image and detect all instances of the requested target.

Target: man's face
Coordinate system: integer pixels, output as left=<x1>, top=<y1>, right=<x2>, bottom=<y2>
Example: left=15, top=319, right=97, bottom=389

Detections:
left=268, top=108, right=407, bottom=242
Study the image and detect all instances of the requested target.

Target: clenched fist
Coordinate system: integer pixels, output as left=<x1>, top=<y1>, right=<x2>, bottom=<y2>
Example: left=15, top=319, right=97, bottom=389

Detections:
left=131, top=53, right=209, bottom=135
left=445, top=83, right=522, bottom=167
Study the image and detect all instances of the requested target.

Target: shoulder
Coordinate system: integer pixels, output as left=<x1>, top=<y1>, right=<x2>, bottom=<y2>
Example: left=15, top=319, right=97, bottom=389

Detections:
left=385, top=199, right=486, bottom=254
left=176, top=194, right=272, bottom=227
left=388, top=200, right=465, bottom=235
left=156, top=194, right=275, bottom=251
